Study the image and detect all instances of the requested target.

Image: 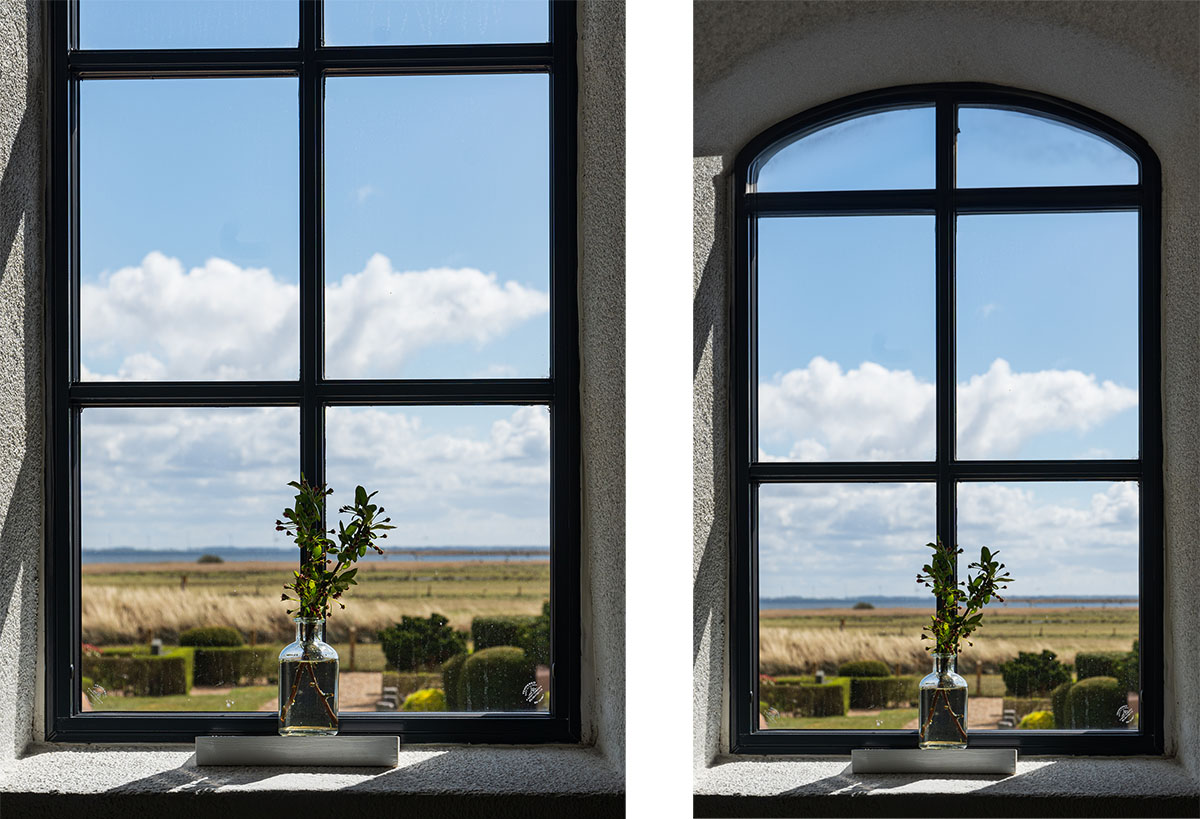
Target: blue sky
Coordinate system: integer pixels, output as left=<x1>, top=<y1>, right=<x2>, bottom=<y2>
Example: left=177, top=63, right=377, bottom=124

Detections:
left=754, top=107, right=1143, bottom=599
left=80, top=0, right=547, bottom=49
left=75, top=10, right=552, bottom=553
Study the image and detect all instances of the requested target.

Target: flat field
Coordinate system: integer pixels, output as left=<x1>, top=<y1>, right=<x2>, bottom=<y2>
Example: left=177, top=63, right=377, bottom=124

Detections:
left=759, top=605, right=1138, bottom=675
left=82, top=558, right=550, bottom=645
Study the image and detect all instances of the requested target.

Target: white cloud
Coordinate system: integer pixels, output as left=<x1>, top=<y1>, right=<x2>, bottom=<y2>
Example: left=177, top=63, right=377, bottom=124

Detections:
left=81, top=251, right=548, bottom=381
left=758, top=356, right=1136, bottom=461
left=81, top=405, right=551, bottom=550
left=758, top=481, right=1139, bottom=598
left=355, top=184, right=376, bottom=203
left=979, top=303, right=998, bottom=318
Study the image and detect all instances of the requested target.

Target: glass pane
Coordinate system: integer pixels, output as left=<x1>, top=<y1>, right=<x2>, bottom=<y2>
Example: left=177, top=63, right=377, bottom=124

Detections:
left=956, top=213, right=1138, bottom=460
left=325, top=75, right=549, bottom=379
left=80, top=407, right=299, bottom=713
left=957, top=107, right=1138, bottom=188
left=326, top=406, right=550, bottom=713
left=324, top=0, right=548, bottom=45
left=757, top=483, right=935, bottom=730
left=757, top=216, right=935, bottom=462
left=756, top=107, right=935, bottom=192
left=80, top=79, right=299, bottom=381
left=957, top=482, right=1140, bottom=731
left=80, top=0, right=297, bottom=49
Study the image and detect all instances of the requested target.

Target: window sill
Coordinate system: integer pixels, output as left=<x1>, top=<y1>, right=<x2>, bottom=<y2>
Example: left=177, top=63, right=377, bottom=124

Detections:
left=694, top=755, right=1200, bottom=817
left=0, top=743, right=623, bottom=818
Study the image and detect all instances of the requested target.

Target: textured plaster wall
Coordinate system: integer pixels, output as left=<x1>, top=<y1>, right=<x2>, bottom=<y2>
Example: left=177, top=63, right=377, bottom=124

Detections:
left=693, top=0, right=1200, bottom=777
left=578, top=0, right=625, bottom=768
left=0, top=0, right=43, bottom=764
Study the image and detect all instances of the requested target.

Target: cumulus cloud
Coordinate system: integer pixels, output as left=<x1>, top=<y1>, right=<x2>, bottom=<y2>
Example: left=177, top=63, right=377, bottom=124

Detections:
left=758, top=481, right=1138, bottom=598
left=80, top=251, right=548, bottom=380
left=758, top=357, right=1136, bottom=461
left=81, top=405, right=551, bottom=550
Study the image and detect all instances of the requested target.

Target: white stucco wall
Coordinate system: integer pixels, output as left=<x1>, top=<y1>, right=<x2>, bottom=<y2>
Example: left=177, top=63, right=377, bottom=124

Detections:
left=693, top=0, right=1199, bottom=792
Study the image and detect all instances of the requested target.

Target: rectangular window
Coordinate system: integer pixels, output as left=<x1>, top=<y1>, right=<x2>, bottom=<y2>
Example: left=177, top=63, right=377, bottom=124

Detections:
left=48, top=0, right=579, bottom=743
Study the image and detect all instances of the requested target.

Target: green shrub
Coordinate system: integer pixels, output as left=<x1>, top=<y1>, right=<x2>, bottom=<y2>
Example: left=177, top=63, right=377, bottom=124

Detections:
left=1050, top=680, right=1074, bottom=728
left=852, top=601, right=875, bottom=610
left=999, top=650, right=1072, bottom=696
left=1018, top=710, right=1055, bottom=729
left=520, top=601, right=551, bottom=666
left=81, top=652, right=191, bottom=696
left=196, top=554, right=224, bottom=564
left=1075, top=651, right=1129, bottom=681
left=192, top=647, right=268, bottom=686
left=1123, top=641, right=1140, bottom=692
left=1061, top=676, right=1128, bottom=729
left=442, top=653, right=467, bottom=711
left=380, top=671, right=444, bottom=700
left=849, top=676, right=919, bottom=709
left=378, top=614, right=467, bottom=672
left=179, top=626, right=244, bottom=647
left=471, top=615, right=537, bottom=652
left=460, top=646, right=537, bottom=711
left=764, top=682, right=847, bottom=717
left=837, top=660, right=891, bottom=678
left=400, top=688, right=447, bottom=712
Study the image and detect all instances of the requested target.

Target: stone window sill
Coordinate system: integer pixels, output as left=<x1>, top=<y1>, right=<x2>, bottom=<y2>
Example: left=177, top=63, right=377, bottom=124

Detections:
left=694, top=756, right=1200, bottom=817
left=0, top=744, right=623, bottom=818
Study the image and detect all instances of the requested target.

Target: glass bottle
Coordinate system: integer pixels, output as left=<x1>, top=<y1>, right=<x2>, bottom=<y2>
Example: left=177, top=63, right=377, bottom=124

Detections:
left=278, top=617, right=339, bottom=736
left=918, top=652, right=968, bottom=749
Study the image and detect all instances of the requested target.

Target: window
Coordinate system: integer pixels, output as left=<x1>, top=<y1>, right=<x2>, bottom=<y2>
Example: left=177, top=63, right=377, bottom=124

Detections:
left=46, top=0, right=580, bottom=744
left=729, top=85, right=1162, bottom=754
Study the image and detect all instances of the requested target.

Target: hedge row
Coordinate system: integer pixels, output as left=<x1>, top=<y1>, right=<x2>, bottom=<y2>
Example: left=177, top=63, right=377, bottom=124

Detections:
left=849, top=676, right=919, bottom=710
left=192, top=647, right=271, bottom=687
left=1076, top=650, right=1138, bottom=691
left=760, top=682, right=847, bottom=717
left=381, top=671, right=445, bottom=700
left=82, top=649, right=192, bottom=697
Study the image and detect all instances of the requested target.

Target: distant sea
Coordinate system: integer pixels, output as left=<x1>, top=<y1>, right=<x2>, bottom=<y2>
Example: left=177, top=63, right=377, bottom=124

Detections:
left=82, top=546, right=551, bottom=565
left=760, top=595, right=1138, bottom=610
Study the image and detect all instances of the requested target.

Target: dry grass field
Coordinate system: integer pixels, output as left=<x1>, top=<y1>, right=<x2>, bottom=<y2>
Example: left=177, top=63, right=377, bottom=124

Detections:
left=759, top=605, right=1138, bottom=675
left=82, top=558, right=550, bottom=644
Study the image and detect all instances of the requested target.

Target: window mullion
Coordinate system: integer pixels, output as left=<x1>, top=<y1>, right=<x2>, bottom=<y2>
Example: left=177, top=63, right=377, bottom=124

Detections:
left=299, top=1, right=324, bottom=492
left=935, top=94, right=957, bottom=593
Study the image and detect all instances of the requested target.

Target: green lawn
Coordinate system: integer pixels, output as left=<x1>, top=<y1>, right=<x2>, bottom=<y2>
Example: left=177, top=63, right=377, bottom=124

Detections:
left=767, top=707, right=917, bottom=730
left=89, top=685, right=276, bottom=712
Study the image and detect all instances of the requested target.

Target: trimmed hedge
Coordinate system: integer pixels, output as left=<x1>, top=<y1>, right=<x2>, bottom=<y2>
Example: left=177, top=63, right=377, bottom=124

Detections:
left=1050, top=681, right=1074, bottom=728
left=192, top=647, right=269, bottom=687
left=401, top=688, right=447, bottom=712
left=380, top=671, right=444, bottom=700
left=1076, top=650, right=1139, bottom=691
left=81, top=650, right=191, bottom=696
left=179, top=626, right=244, bottom=647
left=442, top=653, right=467, bottom=711
left=837, top=660, right=891, bottom=678
left=1062, top=676, right=1128, bottom=729
left=760, top=682, right=847, bottom=717
left=471, top=616, right=537, bottom=652
left=1002, top=697, right=1053, bottom=723
left=459, top=646, right=537, bottom=711
left=999, top=650, right=1072, bottom=697
left=849, top=676, right=919, bottom=709
left=378, top=614, right=467, bottom=672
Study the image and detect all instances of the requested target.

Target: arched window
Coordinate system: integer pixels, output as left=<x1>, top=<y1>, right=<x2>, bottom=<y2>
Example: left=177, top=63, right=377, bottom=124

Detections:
left=730, top=85, right=1161, bottom=754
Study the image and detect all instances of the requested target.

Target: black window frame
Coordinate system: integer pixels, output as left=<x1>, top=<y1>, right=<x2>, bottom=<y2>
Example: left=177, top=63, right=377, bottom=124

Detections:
left=45, top=0, right=580, bottom=745
left=729, top=83, right=1163, bottom=755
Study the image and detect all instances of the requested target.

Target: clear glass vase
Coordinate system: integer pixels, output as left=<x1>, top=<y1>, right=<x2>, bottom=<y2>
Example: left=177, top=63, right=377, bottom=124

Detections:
left=918, top=652, right=968, bottom=749
left=278, top=617, right=339, bottom=736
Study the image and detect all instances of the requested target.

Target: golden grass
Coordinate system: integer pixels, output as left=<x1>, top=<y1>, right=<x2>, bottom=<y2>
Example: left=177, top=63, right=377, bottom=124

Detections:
left=81, top=585, right=545, bottom=644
